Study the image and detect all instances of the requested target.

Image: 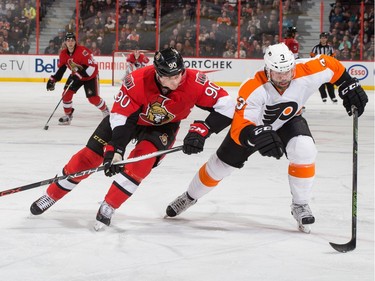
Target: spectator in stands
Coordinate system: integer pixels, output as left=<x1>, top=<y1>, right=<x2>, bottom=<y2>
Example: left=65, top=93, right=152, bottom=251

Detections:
left=182, top=39, right=194, bottom=57
left=22, top=2, right=36, bottom=32
left=104, top=15, right=116, bottom=32
left=200, top=43, right=216, bottom=57
left=65, top=19, right=76, bottom=33
left=349, top=49, right=359, bottom=60
left=53, top=30, right=66, bottom=49
left=338, top=35, right=352, bottom=51
left=8, top=25, right=23, bottom=49
left=127, top=28, right=140, bottom=42
left=16, top=37, right=30, bottom=54
left=44, top=39, right=59, bottom=55
left=90, top=41, right=101, bottom=56
left=0, top=35, right=9, bottom=53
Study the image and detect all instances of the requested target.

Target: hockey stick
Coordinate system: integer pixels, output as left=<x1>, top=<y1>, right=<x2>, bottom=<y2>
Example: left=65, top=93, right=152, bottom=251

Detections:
left=0, top=145, right=183, bottom=197
left=43, top=80, right=74, bottom=130
left=329, top=106, right=358, bottom=252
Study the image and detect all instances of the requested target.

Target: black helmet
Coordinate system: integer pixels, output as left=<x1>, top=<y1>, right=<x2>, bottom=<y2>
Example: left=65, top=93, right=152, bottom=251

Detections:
left=65, top=32, right=76, bottom=41
left=286, top=26, right=297, bottom=37
left=320, top=32, right=329, bottom=38
left=153, top=47, right=185, bottom=77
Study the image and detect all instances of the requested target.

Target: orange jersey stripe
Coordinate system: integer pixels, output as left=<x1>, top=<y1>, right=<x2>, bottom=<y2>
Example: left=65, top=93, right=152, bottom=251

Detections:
left=199, top=163, right=220, bottom=187
left=288, top=163, right=315, bottom=178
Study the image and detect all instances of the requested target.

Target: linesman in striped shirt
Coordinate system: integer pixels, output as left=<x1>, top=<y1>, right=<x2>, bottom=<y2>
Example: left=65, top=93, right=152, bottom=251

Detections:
left=310, top=32, right=338, bottom=103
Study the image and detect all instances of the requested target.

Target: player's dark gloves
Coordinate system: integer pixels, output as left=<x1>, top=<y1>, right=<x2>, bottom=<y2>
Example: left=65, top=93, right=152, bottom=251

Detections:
left=183, top=121, right=211, bottom=155
left=46, top=77, right=56, bottom=91
left=103, top=143, right=125, bottom=177
left=338, top=77, right=368, bottom=117
left=241, top=125, right=284, bottom=159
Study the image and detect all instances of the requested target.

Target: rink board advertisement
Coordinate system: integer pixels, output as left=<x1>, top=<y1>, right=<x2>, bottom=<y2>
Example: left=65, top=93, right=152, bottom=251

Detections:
left=0, top=55, right=373, bottom=90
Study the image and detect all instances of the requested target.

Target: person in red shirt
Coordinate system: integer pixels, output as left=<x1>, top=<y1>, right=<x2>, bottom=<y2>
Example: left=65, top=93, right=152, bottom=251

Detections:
left=123, top=47, right=150, bottom=79
left=283, top=26, right=299, bottom=59
left=30, top=47, right=235, bottom=230
left=46, top=33, right=109, bottom=125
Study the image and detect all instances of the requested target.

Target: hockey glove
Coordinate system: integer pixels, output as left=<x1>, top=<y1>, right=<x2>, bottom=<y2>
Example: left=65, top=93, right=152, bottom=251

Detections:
left=183, top=121, right=211, bottom=155
left=338, top=77, right=368, bottom=117
left=103, top=143, right=125, bottom=177
left=46, top=77, right=56, bottom=91
left=242, top=125, right=284, bottom=159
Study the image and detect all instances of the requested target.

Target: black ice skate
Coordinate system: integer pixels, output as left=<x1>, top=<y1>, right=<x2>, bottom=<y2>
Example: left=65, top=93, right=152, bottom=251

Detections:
left=94, top=201, right=115, bottom=231
left=165, top=192, right=197, bottom=218
left=30, top=194, right=56, bottom=215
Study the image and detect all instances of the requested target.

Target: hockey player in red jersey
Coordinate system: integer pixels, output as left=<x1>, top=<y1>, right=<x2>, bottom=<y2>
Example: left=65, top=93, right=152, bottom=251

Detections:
left=30, top=47, right=235, bottom=230
left=164, top=43, right=368, bottom=233
left=46, top=32, right=109, bottom=125
left=283, top=26, right=299, bottom=59
left=123, top=47, right=150, bottom=78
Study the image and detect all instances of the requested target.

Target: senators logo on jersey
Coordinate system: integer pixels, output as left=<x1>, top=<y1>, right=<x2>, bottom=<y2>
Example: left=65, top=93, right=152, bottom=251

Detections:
left=67, top=59, right=84, bottom=72
left=139, top=96, right=175, bottom=125
left=262, top=102, right=298, bottom=125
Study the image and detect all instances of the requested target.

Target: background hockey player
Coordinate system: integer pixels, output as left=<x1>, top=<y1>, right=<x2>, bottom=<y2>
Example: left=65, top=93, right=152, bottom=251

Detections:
left=165, top=43, right=368, bottom=234
left=46, top=32, right=109, bottom=125
left=284, top=26, right=299, bottom=59
left=30, top=47, right=235, bottom=230
left=123, top=46, right=150, bottom=80
left=310, top=32, right=338, bottom=103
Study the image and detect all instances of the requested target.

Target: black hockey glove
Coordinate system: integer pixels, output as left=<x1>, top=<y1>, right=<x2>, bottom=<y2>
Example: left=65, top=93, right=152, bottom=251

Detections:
left=242, top=125, right=284, bottom=159
left=46, top=77, right=56, bottom=91
left=103, top=142, right=125, bottom=177
left=338, top=77, right=368, bottom=117
left=183, top=121, right=211, bottom=155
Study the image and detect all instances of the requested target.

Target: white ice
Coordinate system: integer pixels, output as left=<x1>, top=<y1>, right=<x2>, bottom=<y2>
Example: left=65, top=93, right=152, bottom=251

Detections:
left=0, top=82, right=374, bottom=281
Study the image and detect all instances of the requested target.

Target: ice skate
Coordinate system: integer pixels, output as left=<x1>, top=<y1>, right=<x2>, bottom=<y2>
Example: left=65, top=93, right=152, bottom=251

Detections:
left=291, top=203, right=315, bottom=234
left=94, top=201, right=115, bottom=231
left=30, top=194, right=56, bottom=215
left=331, top=98, right=338, bottom=103
left=58, top=108, right=74, bottom=125
left=165, top=192, right=197, bottom=218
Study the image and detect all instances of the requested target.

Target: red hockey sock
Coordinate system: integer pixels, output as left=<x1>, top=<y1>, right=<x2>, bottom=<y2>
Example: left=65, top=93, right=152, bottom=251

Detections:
left=105, top=183, right=131, bottom=209
left=46, top=183, right=69, bottom=201
left=125, top=140, right=158, bottom=181
left=104, top=141, right=158, bottom=209
left=64, top=147, right=103, bottom=182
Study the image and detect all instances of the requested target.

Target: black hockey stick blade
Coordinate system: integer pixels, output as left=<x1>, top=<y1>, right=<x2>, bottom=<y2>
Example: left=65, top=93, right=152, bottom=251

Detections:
left=329, top=106, right=358, bottom=253
left=0, top=145, right=183, bottom=197
left=329, top=238, right=356, bottom=253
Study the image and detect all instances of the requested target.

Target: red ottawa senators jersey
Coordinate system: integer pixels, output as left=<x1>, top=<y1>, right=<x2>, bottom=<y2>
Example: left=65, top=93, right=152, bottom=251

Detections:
left=284, top=38, right=299, bottom=59
left=110, top=65, right=234, bottom=128
left=126, top=53, right=150, bottom=66
left=58, top=45, right=98, bottom=81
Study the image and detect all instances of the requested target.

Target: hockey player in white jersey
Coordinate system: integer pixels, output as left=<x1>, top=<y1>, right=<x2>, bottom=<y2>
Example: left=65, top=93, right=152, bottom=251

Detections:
left=165, top=43, right=368, bottom=233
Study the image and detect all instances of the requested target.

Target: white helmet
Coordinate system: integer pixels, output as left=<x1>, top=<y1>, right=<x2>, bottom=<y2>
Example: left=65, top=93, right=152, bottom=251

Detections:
left=264, top=43, right=295, bottom=73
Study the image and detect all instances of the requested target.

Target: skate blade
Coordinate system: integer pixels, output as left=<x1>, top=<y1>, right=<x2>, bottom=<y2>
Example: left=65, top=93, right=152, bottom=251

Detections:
left=94, top=221, right=106, bottom=231
left=298, top=224, right=311, bottom=234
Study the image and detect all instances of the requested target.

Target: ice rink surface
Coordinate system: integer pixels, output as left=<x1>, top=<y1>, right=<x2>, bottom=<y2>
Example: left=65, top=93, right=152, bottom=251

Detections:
left=0, top=82, right=374, bottom=281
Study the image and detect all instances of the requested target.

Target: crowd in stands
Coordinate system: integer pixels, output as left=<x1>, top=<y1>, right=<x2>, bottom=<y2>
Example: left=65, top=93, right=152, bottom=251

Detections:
left=327, top=0, right=374, bottom=61
left=0, top=0, right=44, bottom=54
left=1, top=0, right=373, bottom=62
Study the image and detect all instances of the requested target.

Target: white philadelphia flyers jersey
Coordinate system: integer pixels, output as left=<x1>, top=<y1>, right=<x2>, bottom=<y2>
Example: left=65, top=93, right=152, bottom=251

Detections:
left=230, top=55, right=346, bottom=145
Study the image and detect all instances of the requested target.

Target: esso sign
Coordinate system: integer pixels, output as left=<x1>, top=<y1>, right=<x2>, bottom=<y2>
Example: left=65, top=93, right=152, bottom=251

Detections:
left=348, top=64, right=368, bottom=80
